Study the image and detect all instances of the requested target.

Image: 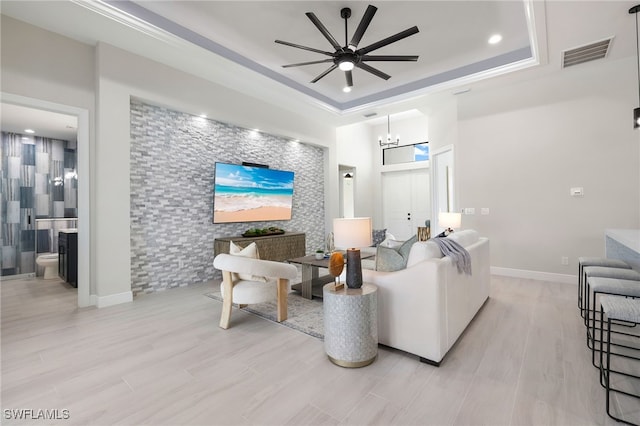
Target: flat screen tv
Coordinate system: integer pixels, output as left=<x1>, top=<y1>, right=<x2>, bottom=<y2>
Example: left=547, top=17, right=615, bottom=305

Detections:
left=213, top=162, right=294, bottom=224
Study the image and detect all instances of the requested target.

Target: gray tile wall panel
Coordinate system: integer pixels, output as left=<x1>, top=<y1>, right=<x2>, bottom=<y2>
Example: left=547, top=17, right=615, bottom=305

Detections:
left=1, top=132, right=76, bottom=276
left=130, top=101, right=325, bottom=295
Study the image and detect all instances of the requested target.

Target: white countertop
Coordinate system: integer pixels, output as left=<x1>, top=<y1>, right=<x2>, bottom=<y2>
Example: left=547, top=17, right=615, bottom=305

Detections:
left=605, top=229, right=640, bottom=253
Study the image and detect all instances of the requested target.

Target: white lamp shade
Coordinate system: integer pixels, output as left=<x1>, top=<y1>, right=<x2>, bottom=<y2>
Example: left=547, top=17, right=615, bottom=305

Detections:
left=333, top=217, right=372, bottom=249
left=439, top=212, right=461, bottom=230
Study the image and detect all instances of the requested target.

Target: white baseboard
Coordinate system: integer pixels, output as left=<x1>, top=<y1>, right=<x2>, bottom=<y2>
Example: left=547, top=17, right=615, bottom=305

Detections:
left=491, top=267, right=576, bottom=285
left=96, top=291, right=133, bottom=308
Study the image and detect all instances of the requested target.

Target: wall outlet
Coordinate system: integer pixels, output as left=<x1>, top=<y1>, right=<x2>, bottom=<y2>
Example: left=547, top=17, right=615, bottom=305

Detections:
left=463, top=207, right=475, bottom=215
left=178, top=260, right=184, bottom=269
left=561, top=256, right=569, bottom=265
left=481, top=208, right=490, bottom=215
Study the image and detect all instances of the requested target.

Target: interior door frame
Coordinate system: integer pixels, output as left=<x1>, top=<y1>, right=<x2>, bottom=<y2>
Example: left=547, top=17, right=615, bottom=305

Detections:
left=2, top=92, right=92, bottom=307
left=431, top=144, right=455, bottom=234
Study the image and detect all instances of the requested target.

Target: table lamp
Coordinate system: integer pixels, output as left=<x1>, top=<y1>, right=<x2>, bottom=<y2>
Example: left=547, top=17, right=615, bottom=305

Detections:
left=333, top=217, right=372, bottom=289
left=438, top=212, right=461, bottom=237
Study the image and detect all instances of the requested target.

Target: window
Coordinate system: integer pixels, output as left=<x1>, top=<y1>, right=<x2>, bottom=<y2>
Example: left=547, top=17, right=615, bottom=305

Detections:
left=382, top=142, right=429, bottom=165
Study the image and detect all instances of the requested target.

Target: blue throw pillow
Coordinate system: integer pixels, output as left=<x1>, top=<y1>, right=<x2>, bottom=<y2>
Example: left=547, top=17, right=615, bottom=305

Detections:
left=375, top=235, right=417, bottom=272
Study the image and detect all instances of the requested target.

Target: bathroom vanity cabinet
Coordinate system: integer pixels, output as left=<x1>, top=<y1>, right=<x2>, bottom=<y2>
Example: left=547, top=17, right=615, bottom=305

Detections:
left=59, top=230, right=78, bottom=287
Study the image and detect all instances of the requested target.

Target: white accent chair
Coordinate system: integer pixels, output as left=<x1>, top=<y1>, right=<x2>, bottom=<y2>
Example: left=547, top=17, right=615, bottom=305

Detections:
left=213, top=253, right=298, bottom=329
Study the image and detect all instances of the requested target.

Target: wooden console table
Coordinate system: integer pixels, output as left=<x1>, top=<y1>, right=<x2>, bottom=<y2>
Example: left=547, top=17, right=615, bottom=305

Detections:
left=214, top=232, right=305, bottom=262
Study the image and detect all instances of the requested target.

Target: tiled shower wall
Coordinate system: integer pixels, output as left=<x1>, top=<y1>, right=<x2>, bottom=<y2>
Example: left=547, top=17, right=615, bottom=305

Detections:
left=0, top=132, right=78, bottom=276
left=130, top=101, right=325, bottom=295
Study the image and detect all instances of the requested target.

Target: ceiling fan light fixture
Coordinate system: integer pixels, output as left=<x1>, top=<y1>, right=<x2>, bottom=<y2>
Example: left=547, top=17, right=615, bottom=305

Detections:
left=276, top=5, right=419, bottom=90
left=339, top=60, right=355, bottom=71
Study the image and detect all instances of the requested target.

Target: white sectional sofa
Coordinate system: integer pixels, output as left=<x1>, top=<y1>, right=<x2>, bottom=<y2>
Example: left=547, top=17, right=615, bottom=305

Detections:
left=361, top=230, right=490, bottom=365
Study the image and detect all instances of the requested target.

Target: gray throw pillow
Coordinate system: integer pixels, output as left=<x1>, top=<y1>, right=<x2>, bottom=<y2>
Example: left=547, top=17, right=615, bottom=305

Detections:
left=371, top=228, right=387, bottom=247
left=375, top=235, right=417, bottom=272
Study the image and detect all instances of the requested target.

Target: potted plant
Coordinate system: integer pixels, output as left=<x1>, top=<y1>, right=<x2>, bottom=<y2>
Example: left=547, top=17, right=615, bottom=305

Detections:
left=315, top=249, right=325, bottom=260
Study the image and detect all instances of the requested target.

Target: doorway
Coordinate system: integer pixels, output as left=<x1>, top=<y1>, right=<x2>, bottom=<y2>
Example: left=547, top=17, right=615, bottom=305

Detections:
left=382, top=168, right=430, bottom=240
left=1, top=93, right=91, bottom=307
left=431, top=145, right=455, bottom=233
left=339, top=165, right=355, bottom=218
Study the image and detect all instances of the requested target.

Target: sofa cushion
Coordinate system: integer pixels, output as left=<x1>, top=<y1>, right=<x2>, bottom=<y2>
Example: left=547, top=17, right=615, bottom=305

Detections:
left=229, top=241, right=267, bottom=282
left=375, top=235, right=417, bottom=272
left=406, top=240, right=444, bottom=267
left=446, top=229, right=479, bottom=248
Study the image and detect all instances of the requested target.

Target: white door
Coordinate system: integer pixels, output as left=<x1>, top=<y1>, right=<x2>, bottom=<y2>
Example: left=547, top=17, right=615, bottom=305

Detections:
left=382, top=168, right=430, bottom=240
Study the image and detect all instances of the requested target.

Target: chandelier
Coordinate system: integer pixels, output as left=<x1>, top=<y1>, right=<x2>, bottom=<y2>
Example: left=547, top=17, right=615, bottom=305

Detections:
left=378, top=115, right=399, bottom=148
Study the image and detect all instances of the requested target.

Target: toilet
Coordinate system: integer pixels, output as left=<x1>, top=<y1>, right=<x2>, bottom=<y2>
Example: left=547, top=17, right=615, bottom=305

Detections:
left=36, top=253, right=59, bottom=279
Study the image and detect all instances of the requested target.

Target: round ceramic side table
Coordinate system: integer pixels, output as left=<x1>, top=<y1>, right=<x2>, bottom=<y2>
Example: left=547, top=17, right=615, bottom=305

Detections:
left=322, top=283, right=378, bottom=368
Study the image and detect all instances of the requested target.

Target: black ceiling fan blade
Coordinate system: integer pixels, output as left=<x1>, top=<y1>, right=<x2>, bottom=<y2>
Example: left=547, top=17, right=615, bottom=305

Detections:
left=357, top=26, right=419, bottom=55
left=275, top=40, right=334, bottom=56
left=356, top=62, right=391, bottom=80
left=362, top=55, right=419, bottom=62
left=311, top=64, right=339, bottom=83
left=348, top=5, right=377, bottom=49
left=305, top=12, right=342, bottom=51
left=283, top=59, right=334, bottom=68
left=345, top=70, right=353, bottom=87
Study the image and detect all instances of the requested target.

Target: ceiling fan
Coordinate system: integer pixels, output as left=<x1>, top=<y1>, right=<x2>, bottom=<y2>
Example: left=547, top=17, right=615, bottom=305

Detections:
left=275, top=5, right=419, bottom=90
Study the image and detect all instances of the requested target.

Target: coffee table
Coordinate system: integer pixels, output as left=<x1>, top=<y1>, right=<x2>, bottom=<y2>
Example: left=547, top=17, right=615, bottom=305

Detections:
left=287, top=255, right=335, bottom=299
left=288, top=253, right=375, bottom=299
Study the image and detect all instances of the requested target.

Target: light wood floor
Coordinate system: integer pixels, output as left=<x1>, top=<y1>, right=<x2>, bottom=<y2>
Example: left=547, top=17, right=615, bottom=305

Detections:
left=1, top=274, right=638, bottom=425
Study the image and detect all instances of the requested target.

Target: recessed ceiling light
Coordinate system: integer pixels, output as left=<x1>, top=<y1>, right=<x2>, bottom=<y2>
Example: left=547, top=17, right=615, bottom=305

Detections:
left=343, top=86, right=352, bottom=93
left=488, top=34, right=502, bottom=45
left=24, top=129, right=35, bottom=134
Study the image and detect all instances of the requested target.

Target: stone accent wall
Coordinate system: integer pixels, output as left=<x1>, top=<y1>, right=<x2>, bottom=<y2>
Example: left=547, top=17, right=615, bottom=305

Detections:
left=130, top=100, right=325, bottom=295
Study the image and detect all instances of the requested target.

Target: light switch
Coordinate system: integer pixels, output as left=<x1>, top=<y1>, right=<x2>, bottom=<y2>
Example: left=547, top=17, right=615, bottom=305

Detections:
left=570, top=187, right=584, bottom=197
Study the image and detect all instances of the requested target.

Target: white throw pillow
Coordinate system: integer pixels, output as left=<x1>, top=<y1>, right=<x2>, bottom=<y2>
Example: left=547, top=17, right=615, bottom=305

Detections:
left=406, top=240, right=444, bottom=268
left=379, top=238, right=404, bottom=249
left=229, top=241, right=267, bottom=282
left=446, top=229, right=479, bottom=248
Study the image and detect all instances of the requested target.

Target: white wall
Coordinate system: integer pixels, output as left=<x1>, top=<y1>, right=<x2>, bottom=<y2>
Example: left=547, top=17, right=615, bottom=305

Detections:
left=454, top=57, right=640, bottom=277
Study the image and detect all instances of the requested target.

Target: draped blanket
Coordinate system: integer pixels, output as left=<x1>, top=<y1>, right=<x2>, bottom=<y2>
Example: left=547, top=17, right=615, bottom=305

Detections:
left=432, top=237, right=472, bottom=275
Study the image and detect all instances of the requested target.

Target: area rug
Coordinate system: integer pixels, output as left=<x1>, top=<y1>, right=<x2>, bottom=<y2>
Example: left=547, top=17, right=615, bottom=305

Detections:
left=205, top=291, right=324, bottom=339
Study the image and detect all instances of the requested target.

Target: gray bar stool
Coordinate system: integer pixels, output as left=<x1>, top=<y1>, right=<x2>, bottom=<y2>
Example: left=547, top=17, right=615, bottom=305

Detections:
left=598, top=296, right=640, bottom=426
left=578, top=257, right=631, bottom=316
left=583, top=267, right=640, bottom=326
left=586, top=277, right=640, bottom=360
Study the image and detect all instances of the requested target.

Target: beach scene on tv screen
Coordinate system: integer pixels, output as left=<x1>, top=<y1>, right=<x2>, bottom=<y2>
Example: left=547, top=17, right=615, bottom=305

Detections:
left=213, top=163, right=294, bottom=223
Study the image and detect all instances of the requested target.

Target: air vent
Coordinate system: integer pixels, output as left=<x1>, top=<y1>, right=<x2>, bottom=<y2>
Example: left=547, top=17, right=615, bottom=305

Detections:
left=562, top=38, right=613, bottom=68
